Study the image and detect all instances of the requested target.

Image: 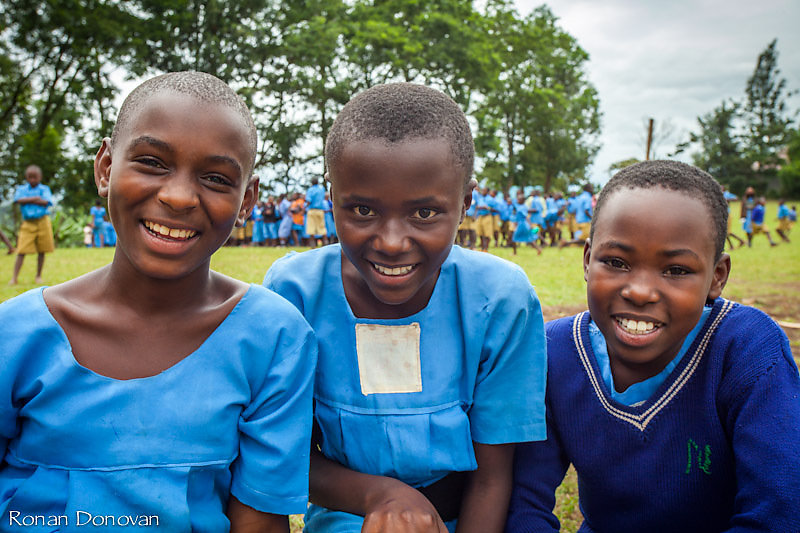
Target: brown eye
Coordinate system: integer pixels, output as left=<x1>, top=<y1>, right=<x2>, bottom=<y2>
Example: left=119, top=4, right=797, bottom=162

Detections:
left=414, top=208, right=436, bottom=220
left=353, top=205, right=375, bottom=217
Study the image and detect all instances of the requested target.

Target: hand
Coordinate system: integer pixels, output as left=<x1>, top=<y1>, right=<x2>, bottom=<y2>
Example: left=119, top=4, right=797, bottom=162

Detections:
left=361, top=482, right=448, bottom=533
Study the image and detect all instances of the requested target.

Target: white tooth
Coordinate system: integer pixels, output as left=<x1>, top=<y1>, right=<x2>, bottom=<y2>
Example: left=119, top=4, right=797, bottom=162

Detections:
left=646, top=322, right=654, bottom=331
left=169, top=228, right=180, bottom=238
left=636, top=320, right=647, bottom=331
left=158, top=225, right=170, bottom=236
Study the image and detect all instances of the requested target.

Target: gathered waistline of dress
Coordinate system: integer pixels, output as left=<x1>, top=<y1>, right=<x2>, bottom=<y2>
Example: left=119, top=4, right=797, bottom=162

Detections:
left=6, top=451, right=235, bottom=472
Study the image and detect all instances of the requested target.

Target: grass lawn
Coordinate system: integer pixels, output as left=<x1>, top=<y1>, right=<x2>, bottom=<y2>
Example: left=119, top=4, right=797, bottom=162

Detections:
left=0, top=201, right=797, bottom=532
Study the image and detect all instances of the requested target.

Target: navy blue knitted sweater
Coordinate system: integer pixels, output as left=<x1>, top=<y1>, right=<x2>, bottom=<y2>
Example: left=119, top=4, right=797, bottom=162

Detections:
left=506, top=299, right=800, bottom=532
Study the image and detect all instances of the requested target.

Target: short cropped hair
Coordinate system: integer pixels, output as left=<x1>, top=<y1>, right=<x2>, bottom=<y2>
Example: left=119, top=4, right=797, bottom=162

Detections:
left=325, top=83, right=474, bottom=187
left=591, top=160, right=728, bottom=260
left=111, top=71, right=257, bottom=174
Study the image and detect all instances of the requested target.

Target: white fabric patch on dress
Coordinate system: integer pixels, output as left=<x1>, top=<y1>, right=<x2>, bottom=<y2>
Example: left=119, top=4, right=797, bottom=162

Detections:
left=356, top=323, right=422, bottom=395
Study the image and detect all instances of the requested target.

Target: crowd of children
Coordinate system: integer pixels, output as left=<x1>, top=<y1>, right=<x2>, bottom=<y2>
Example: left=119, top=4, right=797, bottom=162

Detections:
left=1, top=73, right=798, bottom=533
left=229, top=183, right=338, bottom=248
left=456, top=182, right=600, bottom=253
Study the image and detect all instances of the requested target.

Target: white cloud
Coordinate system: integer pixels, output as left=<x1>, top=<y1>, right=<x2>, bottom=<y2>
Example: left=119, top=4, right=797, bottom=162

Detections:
left=515, top=0, right=800, bottom=183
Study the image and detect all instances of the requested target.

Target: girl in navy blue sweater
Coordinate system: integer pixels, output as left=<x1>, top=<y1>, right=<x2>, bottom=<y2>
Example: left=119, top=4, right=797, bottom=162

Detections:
left=506, top=161, right=800, bottom=532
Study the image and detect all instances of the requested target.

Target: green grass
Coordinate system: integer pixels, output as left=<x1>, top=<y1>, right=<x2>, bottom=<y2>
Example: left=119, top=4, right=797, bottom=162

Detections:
left=1, top=200, right=797, bottom=533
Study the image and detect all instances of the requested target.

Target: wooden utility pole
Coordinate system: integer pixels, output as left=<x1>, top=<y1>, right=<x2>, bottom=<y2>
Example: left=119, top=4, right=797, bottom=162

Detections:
left=645, top=118, right=654, bottom=160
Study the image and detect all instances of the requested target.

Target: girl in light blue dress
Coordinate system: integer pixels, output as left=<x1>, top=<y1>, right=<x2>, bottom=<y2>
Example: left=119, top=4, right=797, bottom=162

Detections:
left=0, top=72, right=315, bottom=532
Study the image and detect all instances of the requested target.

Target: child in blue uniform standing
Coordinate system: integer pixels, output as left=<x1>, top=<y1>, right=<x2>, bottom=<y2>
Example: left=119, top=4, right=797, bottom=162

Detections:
left=506, top=160, right=800, bottom=532
left=0, top=72, right=316, bottom=532
left=89, top=199, right=107, bottom=247
left=265, top=83, right=547, bottom=533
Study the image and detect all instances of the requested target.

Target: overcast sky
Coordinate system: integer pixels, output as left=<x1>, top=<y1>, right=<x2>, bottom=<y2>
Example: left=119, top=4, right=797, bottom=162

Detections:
left=514, top=0, right=800, bottom=184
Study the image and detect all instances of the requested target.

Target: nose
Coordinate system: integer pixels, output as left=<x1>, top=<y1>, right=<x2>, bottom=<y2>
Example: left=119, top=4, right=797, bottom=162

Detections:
left=374, top=217, right=412, bottom=256
left=620, top=270, right=659, bottom=306
left=157, top=173, right=199, bottom=212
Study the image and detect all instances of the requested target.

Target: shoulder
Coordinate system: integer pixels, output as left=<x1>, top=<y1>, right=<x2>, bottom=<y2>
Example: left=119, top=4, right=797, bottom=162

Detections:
left=711, top=301, right=793, bottom=389
left=545, top=314, right=585, bottom=359
left=265, top=245, right=337, bottom=283
left=447, top=245, right=531, bottom=289
left=239, top=284, right=312, bottom=332
left=263, top=245, right=339, bottom=308
left=445, top=246, right=541, bottom=313
left=0, top=288, right=48, bottom=322
left=0, top=288, right=59, bottom=359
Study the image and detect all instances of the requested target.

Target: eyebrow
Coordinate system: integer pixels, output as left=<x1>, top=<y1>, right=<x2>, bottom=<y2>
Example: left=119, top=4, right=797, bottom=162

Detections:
left=339, top=194, right=444, bottom=205
left=128, top=136, right=242, bottom=175
left=129, top=135, right=173, bottom=153
left=598, top=240, right=701, bottom=260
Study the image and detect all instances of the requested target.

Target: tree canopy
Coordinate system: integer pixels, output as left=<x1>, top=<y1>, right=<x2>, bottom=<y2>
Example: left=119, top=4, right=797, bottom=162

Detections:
left=1, top=0, right=601, bottom=213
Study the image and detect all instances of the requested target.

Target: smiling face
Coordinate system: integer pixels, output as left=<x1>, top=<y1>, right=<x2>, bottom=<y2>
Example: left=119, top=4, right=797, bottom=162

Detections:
left=329, top=137, right=470, bottom=319
left=94, top=91, right=256, bottom=281
left=583, top=187, right=730, bottom=390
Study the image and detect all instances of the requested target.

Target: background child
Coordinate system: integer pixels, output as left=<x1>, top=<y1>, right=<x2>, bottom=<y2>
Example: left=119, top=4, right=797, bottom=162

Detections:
left=776, top=198, right=791, bottom=243
left=89, top=199, right=107, bottom=247
left=0, top=71, right=315, bottom=532
left=9, top=164, right=54, bottom=285
left=265, top=83, right=546, bottom=533
left=750, top=196, right=778, bottom=247
left=511, top=190, right=541, bottom=256
left=506, top=160, right=800, bottom=532
left=740, top=185, right=756, bottom=245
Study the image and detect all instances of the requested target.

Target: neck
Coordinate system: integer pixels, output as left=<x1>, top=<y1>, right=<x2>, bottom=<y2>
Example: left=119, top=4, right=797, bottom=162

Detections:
left=101, top=253, right=217, bottom=315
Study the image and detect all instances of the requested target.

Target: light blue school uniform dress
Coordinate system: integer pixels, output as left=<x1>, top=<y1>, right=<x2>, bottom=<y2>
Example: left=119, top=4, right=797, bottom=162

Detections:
left=324, top=199, right=336, bottom=238
left=0, top=286, right=316, bottom=532
left=89, top=206, right=106, bottom=247
left=575, top=190, right=592, bottom=224
left=278, top=198, right=293, bottom=240
left=512, top=202, right=536, bottom=243
left=251, top=206, right=266, bottom=244
left=264, top=245, right=547, bottom=532
left=102, top=221, right=116, bottom=246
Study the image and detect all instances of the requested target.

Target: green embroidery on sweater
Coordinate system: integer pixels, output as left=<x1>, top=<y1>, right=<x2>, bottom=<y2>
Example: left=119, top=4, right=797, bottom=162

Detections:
left=686, top=438, right=712, bottom=475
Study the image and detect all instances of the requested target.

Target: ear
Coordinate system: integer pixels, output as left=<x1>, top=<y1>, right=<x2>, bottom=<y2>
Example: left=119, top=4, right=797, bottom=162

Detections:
left=461, top=178, right=477, bottom=222
left=235, top=176, right=259, bottom=227
left=94, top=138, right=112, bottom=198
left=706, top=252, right=731, bottom=302
left=582, top=239, right=592, bottom=282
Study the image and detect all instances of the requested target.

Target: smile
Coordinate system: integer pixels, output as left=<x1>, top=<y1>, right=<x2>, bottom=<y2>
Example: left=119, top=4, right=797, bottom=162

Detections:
left=616, top=317, right=660, bottom=335
left=371, top=262, right=415, bottom=276
left=143, top=220, right=197, bottom=240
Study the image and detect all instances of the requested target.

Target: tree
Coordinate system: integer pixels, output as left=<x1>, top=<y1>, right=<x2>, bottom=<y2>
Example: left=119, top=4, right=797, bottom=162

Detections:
left=743, top=39, right=795, bottom=193
left=685, top=101, right=751, bottom=194
left=474, top=3, right=600, bottom=192
left=0, top=0, right=140, bottom=208
left=778, top=128, right=800, bottom=198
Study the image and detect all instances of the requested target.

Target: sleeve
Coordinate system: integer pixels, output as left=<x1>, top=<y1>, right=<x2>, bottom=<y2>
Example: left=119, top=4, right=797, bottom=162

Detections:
left=230, top=316, right=317, bottom=515
left=505, top=412, right=570, bottom=533
left=718, top=317, right=800, bottom=532
left=469, top=267, right=547, bottom=444
left=13, top=185, right=25, bottom=202
left=42, top=186, right=53, bottom=206
left=0, top=301, right=25, bottom=462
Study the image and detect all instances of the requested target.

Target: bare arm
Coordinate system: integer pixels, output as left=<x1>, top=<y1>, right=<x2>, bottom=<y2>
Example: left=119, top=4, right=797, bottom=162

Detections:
left=310, top=447, right=447, bottom=533
left=227, top=497, right=289, bottom=533
left=455, top=442, right=515, bottom=533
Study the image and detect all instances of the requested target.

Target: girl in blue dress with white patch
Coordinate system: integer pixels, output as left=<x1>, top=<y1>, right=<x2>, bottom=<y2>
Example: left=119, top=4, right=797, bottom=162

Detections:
left=0, top=72, right=315, bottom=532
left=265, top=83, right=547, bottom=533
